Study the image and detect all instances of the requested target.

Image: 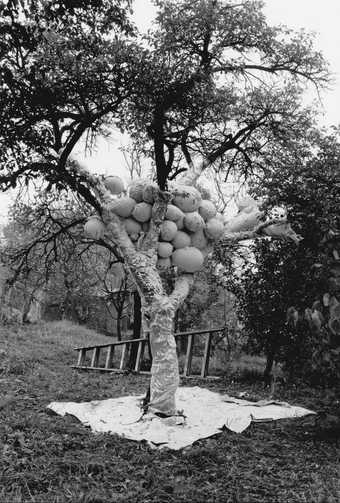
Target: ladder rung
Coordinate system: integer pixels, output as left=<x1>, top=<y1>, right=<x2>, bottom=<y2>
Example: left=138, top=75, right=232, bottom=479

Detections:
left=183, top=334, right=194, bottom=376
left=201, top=333, right=213, bottom=378
left=91, top=347, right=100, bottom=368
left=71, top=366, right=220, bottom=379
left=72, top=366, right=130, bottom=374
left=74, top=328, right=226, bottom=378
left=119, top=343, right=128, bottom=370
left=77, top=348, right=86, bottom=366
left=134, top=340, right=145, bottom=372
left=105, top=345, right=115, bottom=369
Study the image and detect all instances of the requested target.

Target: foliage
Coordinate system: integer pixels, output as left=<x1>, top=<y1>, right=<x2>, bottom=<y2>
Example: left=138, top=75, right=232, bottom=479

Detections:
left=122, top=1, right=329, bottom=188
left=225, top=239, right=314, bottom=373
left=0, top=190, right=130, bottom=333
left=175, top=269, right=221, bottom=331
left=0, top=0, right=329, bottom=196
left=0, top=0, right=136, bottom=204
left=0, top=0, right=330, bottom=287
left=224, top=128, right=340, bottom=380
left=283, top=317, right=340, bottom=387
left=251, top=127, right=340, bottom=245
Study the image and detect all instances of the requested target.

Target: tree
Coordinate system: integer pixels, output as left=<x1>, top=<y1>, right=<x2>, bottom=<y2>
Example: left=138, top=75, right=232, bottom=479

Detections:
left=225, top=239, right=315, bottom=378
left=0, top=191, right=125, bottom=330
left=225, top=127, right=340, bottom=380
left=0, top=0, right=328, bottom=416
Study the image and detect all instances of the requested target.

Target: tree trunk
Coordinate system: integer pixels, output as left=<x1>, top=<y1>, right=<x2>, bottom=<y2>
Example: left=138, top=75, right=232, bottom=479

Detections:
left=147, top=297, right=179, bottom=416
left=23, top=288, right=44, bottom=323
left=128, top=290, right=142, bottom=369
left=116, top=317, right=122, bottom=341
left=264, top=351, right=275, bottom=383
left=101, top=192, right=191, bottom=416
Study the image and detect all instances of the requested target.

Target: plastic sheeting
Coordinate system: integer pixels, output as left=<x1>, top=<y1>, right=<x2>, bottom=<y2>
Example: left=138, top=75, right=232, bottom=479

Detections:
left=147, top=301, right=180, bottom=416
left=47, top=386, right=315, bottom=450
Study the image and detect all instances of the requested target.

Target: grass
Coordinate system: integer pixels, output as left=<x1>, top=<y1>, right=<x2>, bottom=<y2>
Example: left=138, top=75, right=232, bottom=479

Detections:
left=0, top=321, right=339, bottom=503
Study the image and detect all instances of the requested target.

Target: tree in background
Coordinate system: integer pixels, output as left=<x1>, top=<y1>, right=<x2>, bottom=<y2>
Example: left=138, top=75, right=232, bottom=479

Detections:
left=0, top=0, right=328, bottom=415
left=224, top=128, right=340, bottom=381
left=0, top=191, right=126, bottom=329
left=226, top=239, right=316, bottom=379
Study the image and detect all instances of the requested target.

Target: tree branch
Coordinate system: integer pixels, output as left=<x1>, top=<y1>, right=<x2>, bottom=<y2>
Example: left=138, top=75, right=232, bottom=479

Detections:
left=169, top=274, right=194, bottom=310
left=222, top=219, right=303, bottom=245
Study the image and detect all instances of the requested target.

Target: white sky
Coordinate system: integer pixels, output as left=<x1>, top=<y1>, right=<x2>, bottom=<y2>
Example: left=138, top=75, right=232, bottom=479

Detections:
left=1, top=0, right=339, bottom=224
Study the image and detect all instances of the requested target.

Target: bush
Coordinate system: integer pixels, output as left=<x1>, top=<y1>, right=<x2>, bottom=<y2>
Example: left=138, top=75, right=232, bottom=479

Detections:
left=282, top=314, right=340, bottom=387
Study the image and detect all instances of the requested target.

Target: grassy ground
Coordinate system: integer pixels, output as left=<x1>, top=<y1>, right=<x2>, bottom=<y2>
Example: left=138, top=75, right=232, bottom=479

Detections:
left=0, top=321, right=339, bottom=503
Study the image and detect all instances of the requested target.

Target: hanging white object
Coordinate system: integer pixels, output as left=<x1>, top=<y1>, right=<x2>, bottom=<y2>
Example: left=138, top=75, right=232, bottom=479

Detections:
left=268, top=206, right=288, bottom=221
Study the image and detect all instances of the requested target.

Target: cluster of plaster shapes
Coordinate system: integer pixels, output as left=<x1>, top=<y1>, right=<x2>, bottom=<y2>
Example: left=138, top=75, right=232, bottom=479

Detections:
left=84, top=177, right=266, bottom=274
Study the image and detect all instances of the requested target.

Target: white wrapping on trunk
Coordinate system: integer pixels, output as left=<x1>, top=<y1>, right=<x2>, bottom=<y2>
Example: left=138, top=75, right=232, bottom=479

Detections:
left=147, top=298, right=179, bottom=416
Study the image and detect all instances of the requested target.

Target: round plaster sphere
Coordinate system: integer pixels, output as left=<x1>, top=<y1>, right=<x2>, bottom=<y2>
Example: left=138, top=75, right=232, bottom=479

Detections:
left=129, top=179, right=148, bottom=203
left=172, top=185, right=202, bottom=212
left=172, top=247, right=204, bottom=273
left=84, top=216, right=105, bottom=240
left=132, top=202, right=152, bottom=222
left=205, top=217, right=224, bottom=240
left=225, top=208, right=261, bottom=232
left=103, top=175, right=124, bottom=195
left=108, top=196, right=136, bottom=218
left=191, top=229, right=208, bottom=250
left=166, top=204, right=184, bottom=222
left=143, top=183, right=158, bottom=204
left=199, top=200, right=217, bottom=221
left=184, top=211, right=205, bottom=233
left=157, top=257, right=172, bottom=268
left=160, top=220, right=178, bottom=241
left=172, top=230, right=191, bottom=249
left=243, top=205, right=256, bottom=214
left=124, top=218, right=142, bottom=236
left=236, top=196, right=257, bottom=212
left=158, top=242, right=173, bottom=258
left=197, top=185, right=212, bottom=200
left=176, top=215, right=184, bottom=230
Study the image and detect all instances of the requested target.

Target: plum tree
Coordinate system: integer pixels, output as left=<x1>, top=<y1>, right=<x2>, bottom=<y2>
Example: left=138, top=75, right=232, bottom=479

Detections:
left=0, top=0, right=328, bottom=415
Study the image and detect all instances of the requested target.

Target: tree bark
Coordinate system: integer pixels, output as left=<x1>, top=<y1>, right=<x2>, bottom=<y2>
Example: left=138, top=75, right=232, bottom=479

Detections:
left=116, top=317, right=122, bottom=341
left=127, top=290, right=142, bottom=369
left=264, top=350, right=275, bottom=383
left=24, top=288, right=44, bottom=323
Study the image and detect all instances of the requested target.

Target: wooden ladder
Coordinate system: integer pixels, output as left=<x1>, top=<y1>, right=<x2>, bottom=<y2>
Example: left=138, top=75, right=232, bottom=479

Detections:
left=72, top=327, right=226, bottom=379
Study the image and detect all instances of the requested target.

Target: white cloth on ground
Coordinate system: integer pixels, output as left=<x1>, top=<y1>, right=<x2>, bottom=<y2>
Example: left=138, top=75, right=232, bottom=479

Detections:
left=47, top=386, right=315, bottom=450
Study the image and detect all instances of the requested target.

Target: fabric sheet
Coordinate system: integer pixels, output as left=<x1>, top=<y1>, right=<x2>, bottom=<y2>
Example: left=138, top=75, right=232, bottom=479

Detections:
left=47, top=386, right=315, bottom=450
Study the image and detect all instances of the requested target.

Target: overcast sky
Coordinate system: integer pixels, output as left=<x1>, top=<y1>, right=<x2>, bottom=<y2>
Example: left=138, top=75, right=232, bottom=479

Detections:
left=131, top=0, right=340, bottom=125
left=1, top=0, right=339, bottom=223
